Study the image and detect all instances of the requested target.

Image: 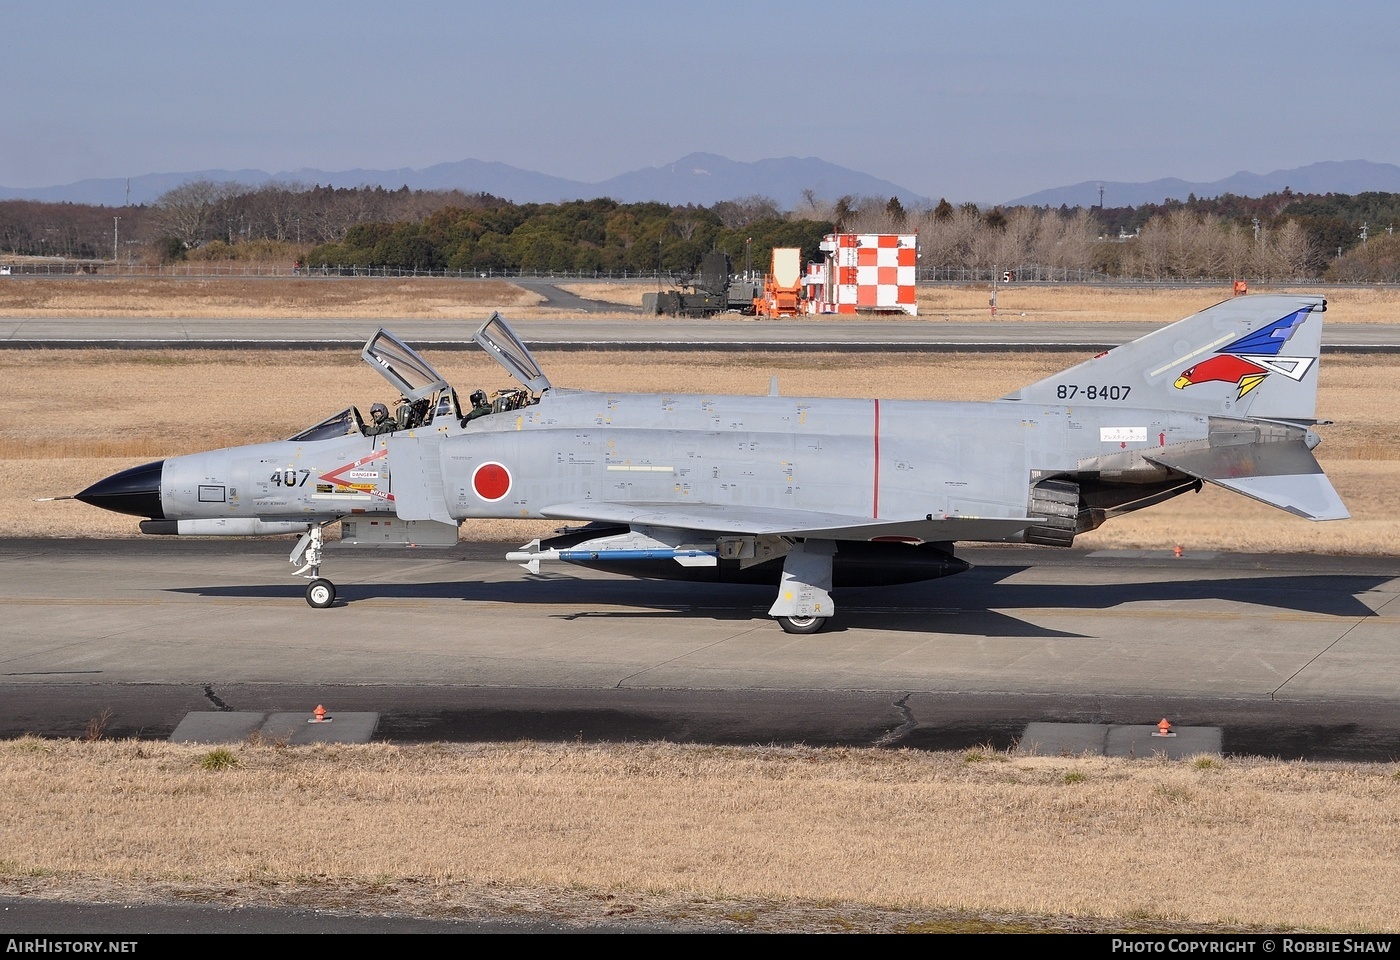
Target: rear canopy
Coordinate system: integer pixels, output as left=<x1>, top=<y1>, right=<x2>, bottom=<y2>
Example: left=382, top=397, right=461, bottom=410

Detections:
left=473, top=311, right=552, bottom=395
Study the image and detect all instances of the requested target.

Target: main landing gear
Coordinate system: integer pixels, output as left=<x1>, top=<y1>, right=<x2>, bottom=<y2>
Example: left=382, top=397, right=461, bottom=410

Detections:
left=769, top=540, right=835, bottom=634
left=291, top=523, right=337, bottom=608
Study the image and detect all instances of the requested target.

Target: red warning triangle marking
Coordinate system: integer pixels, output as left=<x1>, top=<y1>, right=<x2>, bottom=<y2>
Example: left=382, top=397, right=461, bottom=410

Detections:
left=319, top=448, right=394, bottom=501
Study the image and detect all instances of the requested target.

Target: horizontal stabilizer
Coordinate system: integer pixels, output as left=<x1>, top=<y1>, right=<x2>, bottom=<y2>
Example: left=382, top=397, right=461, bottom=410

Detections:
left=1146, top=439, right=1348, bottom=521
left=1210, top=474, right=1349, bottom=521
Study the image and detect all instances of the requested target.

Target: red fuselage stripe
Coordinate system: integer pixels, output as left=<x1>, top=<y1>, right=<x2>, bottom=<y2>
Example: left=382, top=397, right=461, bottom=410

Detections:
left=873, top=398, right=881, bottom=519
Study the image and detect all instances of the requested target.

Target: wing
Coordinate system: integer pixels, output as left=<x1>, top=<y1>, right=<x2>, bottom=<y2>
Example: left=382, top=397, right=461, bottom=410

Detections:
left=538, top=501, right=1036, bottom=542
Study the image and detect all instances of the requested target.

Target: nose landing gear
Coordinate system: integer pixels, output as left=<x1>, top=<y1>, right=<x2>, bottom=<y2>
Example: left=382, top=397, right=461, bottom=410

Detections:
left=291, top=523, right=338, bottom=608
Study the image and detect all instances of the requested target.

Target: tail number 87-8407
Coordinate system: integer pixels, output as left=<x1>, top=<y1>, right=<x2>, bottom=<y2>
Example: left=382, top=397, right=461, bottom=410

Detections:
left=1057, top=384, right=1131, bottom=401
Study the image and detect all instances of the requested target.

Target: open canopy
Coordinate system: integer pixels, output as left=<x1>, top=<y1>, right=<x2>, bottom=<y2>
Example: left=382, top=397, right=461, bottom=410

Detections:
left=473, top=312, right=551, bottom=394
left=360, top=328, right=451, bottom=402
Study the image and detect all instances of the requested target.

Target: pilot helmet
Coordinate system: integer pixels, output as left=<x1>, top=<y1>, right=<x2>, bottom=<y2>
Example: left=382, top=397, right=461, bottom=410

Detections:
left=470, top=390, right=488, bottom=407
left=370, top=402, right=389, bottom=422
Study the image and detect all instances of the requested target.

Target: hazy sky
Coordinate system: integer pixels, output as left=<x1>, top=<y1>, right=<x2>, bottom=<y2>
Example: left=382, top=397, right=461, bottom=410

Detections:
left=4, top=0, right=1396, bottom=203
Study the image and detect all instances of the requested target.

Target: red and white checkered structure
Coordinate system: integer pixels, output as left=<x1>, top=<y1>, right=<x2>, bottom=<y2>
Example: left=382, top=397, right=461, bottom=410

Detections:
left=804, top=234, right=918, bottom=316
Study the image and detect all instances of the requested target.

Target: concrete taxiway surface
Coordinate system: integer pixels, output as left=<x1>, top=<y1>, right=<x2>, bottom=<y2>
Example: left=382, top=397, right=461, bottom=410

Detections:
left=3, top=316, right=1399, bottom=351
left=2, top=539, right=1397, bottom=758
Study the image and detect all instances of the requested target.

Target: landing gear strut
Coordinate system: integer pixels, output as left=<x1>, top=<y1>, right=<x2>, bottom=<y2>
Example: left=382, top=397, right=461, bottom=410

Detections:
left=291, top=522, right=337, bottom=608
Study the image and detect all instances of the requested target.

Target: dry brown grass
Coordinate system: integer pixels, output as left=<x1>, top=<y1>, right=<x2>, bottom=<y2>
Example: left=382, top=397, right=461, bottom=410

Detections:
left=0, top=277, right=550, bottom=318
left=914, top=284, right=1400, bottom=324
left=1, top=738, right=1396, bottom=932
left=6, top=348, right=1396, bottom=550
left=554, top=281, right=651, bottom=307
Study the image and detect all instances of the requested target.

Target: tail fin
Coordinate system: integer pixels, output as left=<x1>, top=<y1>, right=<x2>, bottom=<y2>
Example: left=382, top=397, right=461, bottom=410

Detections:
left=1004, top=294, right=1326, bottom=422
left=1005, top=294, right=1347, bottom=522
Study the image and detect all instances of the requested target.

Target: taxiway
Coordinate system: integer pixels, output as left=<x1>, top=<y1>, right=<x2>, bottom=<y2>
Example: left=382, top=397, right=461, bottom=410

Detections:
left=3, top=316, right=1399, bottom=351
left=2, top=539, right=1396, bottom=758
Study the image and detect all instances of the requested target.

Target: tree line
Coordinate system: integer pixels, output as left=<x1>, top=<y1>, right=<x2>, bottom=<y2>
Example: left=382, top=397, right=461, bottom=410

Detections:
left=0, top=182, right=470, bottom=263
left=304, top=197, right=833, bottom=275
left=1, top=180, right=1397, bottom=280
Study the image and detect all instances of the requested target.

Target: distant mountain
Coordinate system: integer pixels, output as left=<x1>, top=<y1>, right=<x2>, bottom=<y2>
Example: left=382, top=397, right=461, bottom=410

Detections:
left=590, top=153, right=927, bottom=209
left=1007, top=160, right=1400, bottom=208
left=0, top=154, right=929, bottom=210
left=0, top=169, right=276, bottom=207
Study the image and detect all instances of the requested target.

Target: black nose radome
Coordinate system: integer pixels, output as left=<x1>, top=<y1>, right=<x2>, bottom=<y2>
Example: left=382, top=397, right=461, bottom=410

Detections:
left=76, top=460, right=166, bottom=519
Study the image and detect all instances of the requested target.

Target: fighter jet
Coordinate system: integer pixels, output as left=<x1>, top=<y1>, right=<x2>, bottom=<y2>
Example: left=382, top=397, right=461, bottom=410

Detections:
left=76, top=295, right=1347, bottom=634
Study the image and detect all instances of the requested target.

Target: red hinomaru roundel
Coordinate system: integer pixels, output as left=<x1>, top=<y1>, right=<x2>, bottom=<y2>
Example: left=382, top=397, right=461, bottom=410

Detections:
left=472, top=461, right=511, bottom=501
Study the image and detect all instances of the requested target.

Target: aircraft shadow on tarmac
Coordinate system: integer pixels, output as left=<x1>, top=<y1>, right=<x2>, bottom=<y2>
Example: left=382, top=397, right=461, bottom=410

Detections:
left=174, top=566, right=1388, bottom=639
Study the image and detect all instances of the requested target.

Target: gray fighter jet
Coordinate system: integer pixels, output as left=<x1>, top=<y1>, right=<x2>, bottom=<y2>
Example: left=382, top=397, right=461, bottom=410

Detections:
left=76, top=295, right=1347, bottom=633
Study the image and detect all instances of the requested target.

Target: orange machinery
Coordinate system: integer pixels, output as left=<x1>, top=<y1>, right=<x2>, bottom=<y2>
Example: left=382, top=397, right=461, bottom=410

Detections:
left=753, top=247, right=805, bottom=317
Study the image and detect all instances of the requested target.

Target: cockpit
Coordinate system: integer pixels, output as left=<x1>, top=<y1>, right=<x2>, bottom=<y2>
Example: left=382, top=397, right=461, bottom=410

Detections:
left=289, top=407, right=367, bottom=442
left=285, top=313, right=552, bottom=442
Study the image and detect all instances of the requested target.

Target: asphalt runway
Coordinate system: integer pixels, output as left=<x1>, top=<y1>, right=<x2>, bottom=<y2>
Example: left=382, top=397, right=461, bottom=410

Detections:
left=2, top=539, right=1397, bottom=759
left=0, top=896, right=640, bottom=934
left=3, top=315, right=1398, bottom=351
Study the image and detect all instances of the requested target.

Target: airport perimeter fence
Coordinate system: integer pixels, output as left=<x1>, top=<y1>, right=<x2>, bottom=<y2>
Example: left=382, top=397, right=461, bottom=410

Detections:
left=0, top=260, right=1369, bottom=286
left=0, top=262, right=676, bottom=280
left=0, top=261, right=1116, bottom=282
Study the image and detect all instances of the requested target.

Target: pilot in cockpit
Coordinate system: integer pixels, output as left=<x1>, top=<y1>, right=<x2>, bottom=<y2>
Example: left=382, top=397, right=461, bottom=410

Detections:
left=365, top=402, right=397, bottom=436
left=460, top=389, right=493, bottom=426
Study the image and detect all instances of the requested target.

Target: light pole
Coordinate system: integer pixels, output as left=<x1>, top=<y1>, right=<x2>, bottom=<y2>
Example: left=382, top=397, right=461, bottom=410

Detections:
left=113, top=217, right=120, bottom=268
